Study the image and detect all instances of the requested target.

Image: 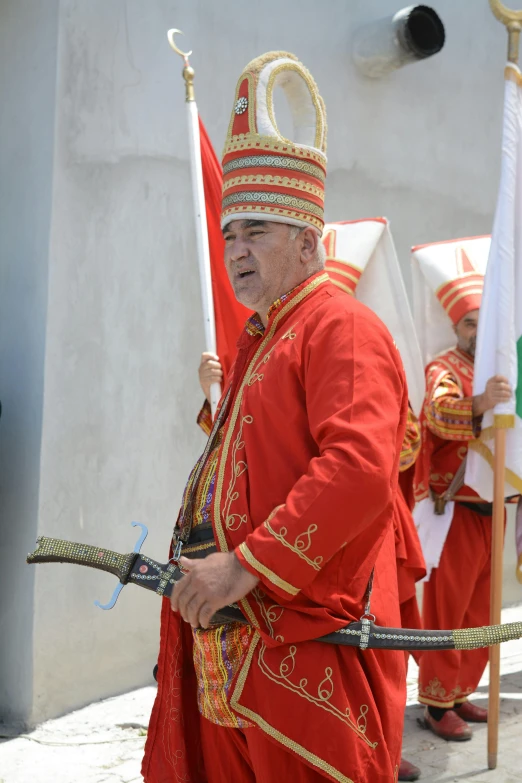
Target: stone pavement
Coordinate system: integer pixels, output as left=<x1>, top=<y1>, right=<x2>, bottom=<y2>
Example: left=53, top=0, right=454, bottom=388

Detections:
left=403, top=604, right=522, bottom=783
left=1, top=605, right=521, bottom=783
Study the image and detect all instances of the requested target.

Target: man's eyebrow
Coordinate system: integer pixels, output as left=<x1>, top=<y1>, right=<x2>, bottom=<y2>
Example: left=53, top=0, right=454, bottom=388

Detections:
left=241, top=220, right=269, bottom=229
left=222, top=219, right=269, bottom=236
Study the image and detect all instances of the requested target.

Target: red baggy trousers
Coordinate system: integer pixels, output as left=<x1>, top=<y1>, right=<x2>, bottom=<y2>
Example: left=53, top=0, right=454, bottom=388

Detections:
left=200, top=716, right=330, bottom=782
left=418, top=504, right=494, bottom=707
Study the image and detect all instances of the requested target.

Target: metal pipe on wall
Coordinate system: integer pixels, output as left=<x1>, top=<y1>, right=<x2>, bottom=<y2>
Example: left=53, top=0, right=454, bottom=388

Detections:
left=353, top=5, right=445, bottom=79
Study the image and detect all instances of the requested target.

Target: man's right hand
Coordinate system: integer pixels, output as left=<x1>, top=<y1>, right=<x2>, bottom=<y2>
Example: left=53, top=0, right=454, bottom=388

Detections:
left=198, top=352, right=223, bottom=403
left=472, top=375, right=512, bottom=417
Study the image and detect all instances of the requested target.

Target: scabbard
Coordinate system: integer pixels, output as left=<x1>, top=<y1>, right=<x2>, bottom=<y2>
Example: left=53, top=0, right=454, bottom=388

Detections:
left=27, top=535, right=522, bottom=652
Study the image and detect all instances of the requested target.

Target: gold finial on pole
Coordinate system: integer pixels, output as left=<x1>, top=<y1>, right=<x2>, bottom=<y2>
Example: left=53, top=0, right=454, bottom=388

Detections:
left=167, top=28, right=195, bottom=102
left=489, top=0, right=522, bottom=63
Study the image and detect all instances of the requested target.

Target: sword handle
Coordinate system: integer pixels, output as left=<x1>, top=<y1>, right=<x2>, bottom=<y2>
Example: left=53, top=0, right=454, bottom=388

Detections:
left=27, top=536, right=138, bottom=583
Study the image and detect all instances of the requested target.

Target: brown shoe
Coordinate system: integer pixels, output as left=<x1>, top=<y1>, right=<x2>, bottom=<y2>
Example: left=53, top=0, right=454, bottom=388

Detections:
left=398, top=757, right=421, bottom=781
left=423, top=707, right=472, bottom=741
left=456, top=701, right=488, bottom=723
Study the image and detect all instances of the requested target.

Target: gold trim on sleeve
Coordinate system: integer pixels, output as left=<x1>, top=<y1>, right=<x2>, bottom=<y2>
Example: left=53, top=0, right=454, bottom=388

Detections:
left=238, top=542, right=299, bottom=596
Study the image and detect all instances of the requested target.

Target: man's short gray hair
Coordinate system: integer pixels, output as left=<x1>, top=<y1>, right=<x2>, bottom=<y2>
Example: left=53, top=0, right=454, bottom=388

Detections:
left=288, top=225, right=304, bottom=240
left=316, top=238, right=326, bottom=268
left=288, top=224, right=325, bottom=270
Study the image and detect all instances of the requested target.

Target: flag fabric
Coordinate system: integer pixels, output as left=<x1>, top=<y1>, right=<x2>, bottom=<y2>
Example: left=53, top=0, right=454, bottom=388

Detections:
left=199, top=118, right=250, bottom=379
left=465, top=64, right=522, bottom=501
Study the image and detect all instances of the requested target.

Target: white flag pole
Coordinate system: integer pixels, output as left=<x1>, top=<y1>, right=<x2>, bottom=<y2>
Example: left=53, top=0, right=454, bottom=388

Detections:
left=168, top=29, right=221, bottom=416
left=486, top=1, right=522, bottom=770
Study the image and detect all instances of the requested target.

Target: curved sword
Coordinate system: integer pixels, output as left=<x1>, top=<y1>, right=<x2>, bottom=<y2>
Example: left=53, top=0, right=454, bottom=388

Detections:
left=26, top=526, right=522, bottom=651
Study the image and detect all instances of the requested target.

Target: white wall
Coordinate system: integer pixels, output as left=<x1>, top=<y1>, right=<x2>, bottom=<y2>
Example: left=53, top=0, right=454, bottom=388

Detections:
left=0, top=0, right=60, bottom=727
left=165, top=0, right=508, bottom=293
left=0, top=0, right=519, bottom=727
left=31, top=1, right=208, bottom=722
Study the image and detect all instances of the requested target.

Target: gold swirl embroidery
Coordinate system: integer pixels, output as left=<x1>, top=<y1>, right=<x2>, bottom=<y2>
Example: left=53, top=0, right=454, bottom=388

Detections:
left=457, top=445, right=467, bottom=461
left=281, top=324, right=297, bottom=340
left=248, top=324, right=298, bottom=385
left=280, top=646, right=297, bottom=677
left=257, top=643, right=378, bottom=749
left=419, top=677, right=472, bottom=705
left=265, top=518, right=323, bottom=570
left=248, top=344, right=277, bottom=385
left=229, top=633, right=357, bottom=783
left=357, top=704, right=369, bottom=734
left=318, top=667, right=334, bottom=700
left=430, top=472, right=454, bottom=484
left=266, top=605, right=285, bottom=624
left=252, top=586, right=285, bottom=641
left=224, top=414, right=253, bottom=531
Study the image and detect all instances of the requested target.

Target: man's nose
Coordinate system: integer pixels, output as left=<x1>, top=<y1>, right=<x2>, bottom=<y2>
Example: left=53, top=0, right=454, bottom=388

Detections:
left=228, top=238, right=249, bottom=263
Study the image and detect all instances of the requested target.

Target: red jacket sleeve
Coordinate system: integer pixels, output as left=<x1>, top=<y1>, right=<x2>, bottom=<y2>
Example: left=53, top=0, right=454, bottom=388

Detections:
left=236, top=301, right=407, bottom=600
left=197, top=400, right=213, bottom=436
left=424, top=364, right=477, bottom=442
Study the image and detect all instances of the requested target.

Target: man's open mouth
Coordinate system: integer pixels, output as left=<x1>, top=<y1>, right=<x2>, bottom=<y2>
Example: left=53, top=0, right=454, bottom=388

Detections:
left=238, top=270, right=255, bottom=279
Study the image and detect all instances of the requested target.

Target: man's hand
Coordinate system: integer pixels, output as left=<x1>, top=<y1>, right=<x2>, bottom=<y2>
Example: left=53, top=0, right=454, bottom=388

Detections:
left=198, top=352, right=224, bottom=403
left=170, top=552, right=259, bottom=629
left=472, top=374, right=512, bottom=417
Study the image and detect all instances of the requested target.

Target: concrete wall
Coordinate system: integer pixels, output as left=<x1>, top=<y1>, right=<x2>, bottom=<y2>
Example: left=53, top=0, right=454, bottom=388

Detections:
left=0, top=0, right=519, bottom=727
left=168, top=0, right=508, bottom=294
left=0, top=0, right=60, bottom=727
left=31, top=1, right=207, bottom=723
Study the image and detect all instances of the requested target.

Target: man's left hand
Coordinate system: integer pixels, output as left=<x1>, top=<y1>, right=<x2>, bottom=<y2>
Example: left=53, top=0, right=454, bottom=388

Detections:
left=170, top=552, right=259, bottom=629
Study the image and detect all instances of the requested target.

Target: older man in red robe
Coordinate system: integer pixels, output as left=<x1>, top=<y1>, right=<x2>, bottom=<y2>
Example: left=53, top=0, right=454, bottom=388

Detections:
left=142, top=51, right=408, bottom=783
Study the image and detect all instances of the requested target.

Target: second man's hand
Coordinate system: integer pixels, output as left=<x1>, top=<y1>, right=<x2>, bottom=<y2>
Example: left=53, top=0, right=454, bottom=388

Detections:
left=472, top=374, right=512, bottom=417
left=199, top=352, right=224, bottom=403
left=170, top=552, right=259, bottom=629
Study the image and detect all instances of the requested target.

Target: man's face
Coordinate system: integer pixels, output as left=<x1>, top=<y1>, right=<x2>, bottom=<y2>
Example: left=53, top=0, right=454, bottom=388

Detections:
left=222, top=219, right=304, bottom=316
left=454, top=309, right=479, bottom=357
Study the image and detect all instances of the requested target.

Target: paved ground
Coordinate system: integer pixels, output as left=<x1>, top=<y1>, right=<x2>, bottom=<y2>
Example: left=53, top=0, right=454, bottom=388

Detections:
left=1, top=605, right=521, bottom=783
left=402, top=604, right=522, bottom=783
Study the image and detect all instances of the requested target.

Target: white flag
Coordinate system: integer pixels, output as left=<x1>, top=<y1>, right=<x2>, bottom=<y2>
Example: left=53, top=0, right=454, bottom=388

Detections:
left=465, top=64, right=522, bottom=501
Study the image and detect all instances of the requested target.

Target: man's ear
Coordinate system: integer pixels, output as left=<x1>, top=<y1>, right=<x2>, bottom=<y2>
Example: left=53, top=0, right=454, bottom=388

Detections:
left=299, top=227, right=319, bottom=264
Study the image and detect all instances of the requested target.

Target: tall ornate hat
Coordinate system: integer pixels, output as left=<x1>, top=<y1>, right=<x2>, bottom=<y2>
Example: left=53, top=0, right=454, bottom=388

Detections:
left=323, top=219, right=425, bottom=414
left=221, top=52, right=327, bottom=233
left=411, top=235, right=489, bottom=364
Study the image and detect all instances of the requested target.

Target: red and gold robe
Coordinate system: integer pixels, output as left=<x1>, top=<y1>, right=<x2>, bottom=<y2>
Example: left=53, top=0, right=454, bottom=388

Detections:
left=414, top=347, right=492, bottom=707
left=143, top=272, right=409, bottom=783
left=396, top=409, right=425, bottom=635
